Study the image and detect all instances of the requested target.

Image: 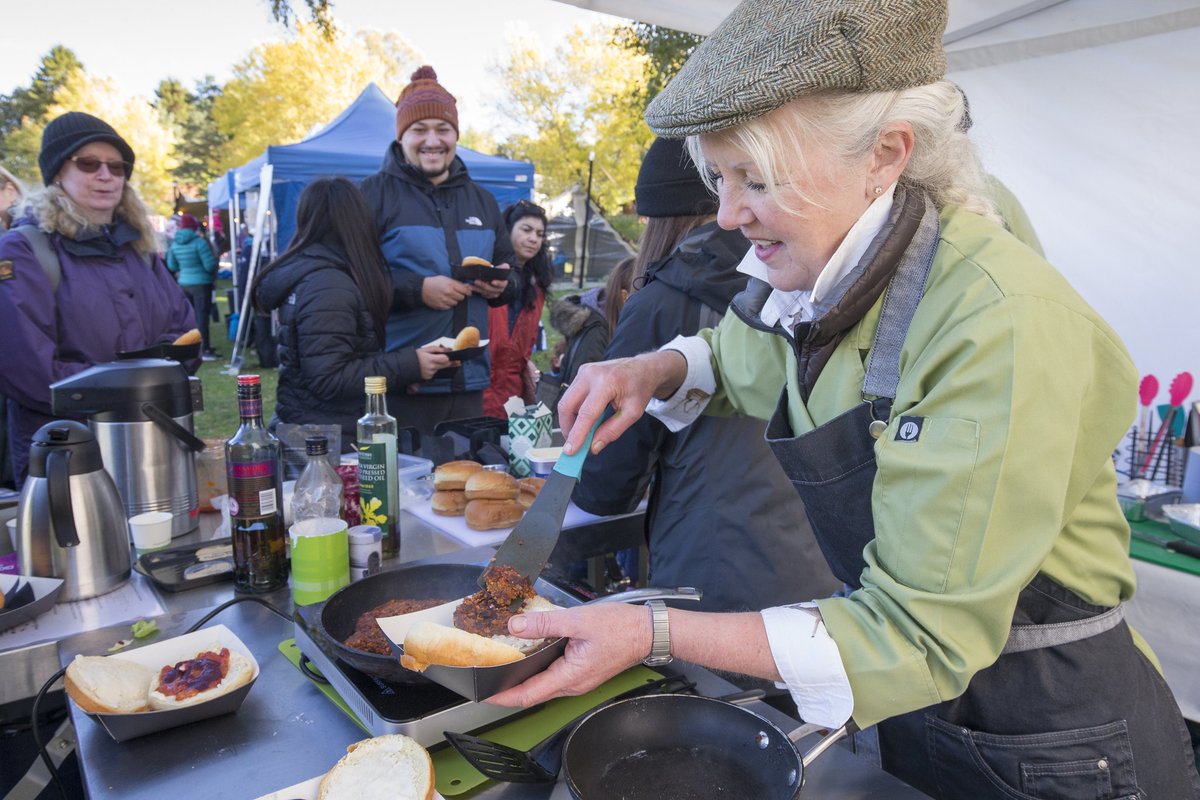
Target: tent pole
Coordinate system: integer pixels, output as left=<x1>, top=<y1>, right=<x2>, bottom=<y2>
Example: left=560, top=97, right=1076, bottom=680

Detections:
left=578, top=151, right=595, bottom=289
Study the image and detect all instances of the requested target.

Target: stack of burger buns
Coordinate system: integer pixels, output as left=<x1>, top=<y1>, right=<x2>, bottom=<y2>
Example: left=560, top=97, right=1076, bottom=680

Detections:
left=430, top=461, right=542, bottom=530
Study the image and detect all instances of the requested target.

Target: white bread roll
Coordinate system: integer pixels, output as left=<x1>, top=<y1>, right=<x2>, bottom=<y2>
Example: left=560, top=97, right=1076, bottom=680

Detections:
left=453, top=326, right=481, bottom=350
left=464, top=470, right=518, bottom=501
left=147, top=646, right=255, bottom=710
left=400, top=596, right=559, bottom=672
left=464, top=498, right=524, bottom=531
left=65, top=655, right=154, bottom=714
left=517, top=476, right=544, bottom=509
left=318, top=734, right=434, bottom=800
left=430, top=489, right=467, bottom=516
left=433, top=460, right=482, bottom=490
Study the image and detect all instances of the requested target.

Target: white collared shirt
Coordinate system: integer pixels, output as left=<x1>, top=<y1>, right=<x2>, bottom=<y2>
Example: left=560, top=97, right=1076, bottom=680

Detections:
left=647, top=185, right=898, bottom=728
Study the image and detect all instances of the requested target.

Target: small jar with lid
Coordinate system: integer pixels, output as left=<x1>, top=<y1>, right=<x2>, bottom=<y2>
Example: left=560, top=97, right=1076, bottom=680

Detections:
left=195, top=437, right=228, bottom=513
left=347, top=525, right=382, bottom=582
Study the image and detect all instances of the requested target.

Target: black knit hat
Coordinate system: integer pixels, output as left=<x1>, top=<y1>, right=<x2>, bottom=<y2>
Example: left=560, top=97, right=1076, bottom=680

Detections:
left=38, top=112, right=136, bottom=185
left=634, top=138, right=716, bottom=218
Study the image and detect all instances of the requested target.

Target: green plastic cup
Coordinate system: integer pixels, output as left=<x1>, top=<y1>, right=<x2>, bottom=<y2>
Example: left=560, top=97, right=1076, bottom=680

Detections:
left=289, top=518, right=350, bottom=606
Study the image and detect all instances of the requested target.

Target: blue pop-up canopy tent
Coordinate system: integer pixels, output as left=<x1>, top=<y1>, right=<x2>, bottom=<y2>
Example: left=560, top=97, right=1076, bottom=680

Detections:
left=207, top=83, right=533, bottom=250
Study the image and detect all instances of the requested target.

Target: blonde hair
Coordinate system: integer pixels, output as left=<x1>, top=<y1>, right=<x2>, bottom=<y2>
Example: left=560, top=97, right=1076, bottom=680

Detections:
left=23, top=182, right=158, bottom=255
left=689, top=80, right=1000, bottom=223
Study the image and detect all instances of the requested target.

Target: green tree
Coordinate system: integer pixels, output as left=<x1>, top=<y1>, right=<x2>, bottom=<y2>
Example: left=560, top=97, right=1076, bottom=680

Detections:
left=212, top=24, right=418, bottom=172
left=155, top=77, right=229, bottom=192
left=495, top=24, right=652, bottom=212
left=6, top=69, right=179, bottom=213
left=0, top=46, right=85, bottom=183
left=614, top=24, right=704, bottom=107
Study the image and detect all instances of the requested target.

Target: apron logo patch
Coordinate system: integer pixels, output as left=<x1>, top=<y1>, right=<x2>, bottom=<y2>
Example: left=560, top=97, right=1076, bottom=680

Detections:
left=895, top=416, right=924, bottom=442
left=0, top=260, right=13, bottom=281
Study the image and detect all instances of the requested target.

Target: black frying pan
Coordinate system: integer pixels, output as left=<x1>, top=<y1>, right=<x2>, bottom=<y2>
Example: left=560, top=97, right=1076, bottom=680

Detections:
left=316, top=562, right=483, bottom=684
left=562, top=694, right=850, bottom=800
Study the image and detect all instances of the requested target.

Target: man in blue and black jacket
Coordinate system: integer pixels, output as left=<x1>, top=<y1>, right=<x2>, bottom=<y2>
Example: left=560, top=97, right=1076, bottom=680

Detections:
left=361, top=65, right=515, bottom=432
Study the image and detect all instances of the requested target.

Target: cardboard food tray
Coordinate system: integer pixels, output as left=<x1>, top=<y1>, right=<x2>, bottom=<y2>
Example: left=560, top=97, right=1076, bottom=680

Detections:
left=452, top=262, right=510, bottom=282
left=74, top=624, right=260, bottom=742
left=0, top=575, right=64, bottom=633
left=375, top=597, right=568, bottom=702
left=135, top=537, right=234, bottom=592
left=422, top=336, right=489, bottom=361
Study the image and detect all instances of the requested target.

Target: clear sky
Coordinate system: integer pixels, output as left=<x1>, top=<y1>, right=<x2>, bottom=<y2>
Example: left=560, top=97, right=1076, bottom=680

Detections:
left=1, top=0, right=620, bottom=131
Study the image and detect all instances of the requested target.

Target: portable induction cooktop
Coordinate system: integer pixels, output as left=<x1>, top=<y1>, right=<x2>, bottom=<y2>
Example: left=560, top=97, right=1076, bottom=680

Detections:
left=291, top=565, right=588, bottom=747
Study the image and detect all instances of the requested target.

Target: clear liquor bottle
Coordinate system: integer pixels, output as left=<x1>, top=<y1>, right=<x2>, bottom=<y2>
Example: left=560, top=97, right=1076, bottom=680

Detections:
left=225, top=375, right=288, bottom=592
left=356, top=376, right=399, bottom=558
left=291, top=435, right=343, bottom=524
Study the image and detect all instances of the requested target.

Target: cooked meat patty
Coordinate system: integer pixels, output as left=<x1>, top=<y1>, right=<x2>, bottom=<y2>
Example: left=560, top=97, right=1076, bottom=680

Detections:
left=453, top=565, right=535, bottom=637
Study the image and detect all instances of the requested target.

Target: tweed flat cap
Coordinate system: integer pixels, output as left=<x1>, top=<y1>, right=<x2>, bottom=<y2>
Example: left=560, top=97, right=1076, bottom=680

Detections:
left=646, top=0, right=949, bottom=137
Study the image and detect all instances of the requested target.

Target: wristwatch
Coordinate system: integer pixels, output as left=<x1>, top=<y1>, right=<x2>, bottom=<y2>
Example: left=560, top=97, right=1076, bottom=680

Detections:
left=642, top=600, right=673, bottom=667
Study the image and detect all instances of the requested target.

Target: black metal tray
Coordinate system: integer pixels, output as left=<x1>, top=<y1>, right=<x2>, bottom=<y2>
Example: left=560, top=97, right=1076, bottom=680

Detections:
left=135, top=537, right=234, bottom=592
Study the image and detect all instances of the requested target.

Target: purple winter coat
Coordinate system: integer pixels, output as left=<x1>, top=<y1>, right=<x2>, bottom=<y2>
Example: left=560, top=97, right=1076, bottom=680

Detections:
left=0, top=214, right=197, bottom=485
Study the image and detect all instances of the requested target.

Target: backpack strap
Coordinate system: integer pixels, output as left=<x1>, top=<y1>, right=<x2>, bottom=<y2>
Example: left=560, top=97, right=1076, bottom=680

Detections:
left=13, top=224, right=61, bottom=293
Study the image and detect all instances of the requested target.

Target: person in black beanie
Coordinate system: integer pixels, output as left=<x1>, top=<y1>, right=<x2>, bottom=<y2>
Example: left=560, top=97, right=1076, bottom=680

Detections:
left=570, top=136, right=840, bottom=612
left=0, top=111, right=196, bottom=486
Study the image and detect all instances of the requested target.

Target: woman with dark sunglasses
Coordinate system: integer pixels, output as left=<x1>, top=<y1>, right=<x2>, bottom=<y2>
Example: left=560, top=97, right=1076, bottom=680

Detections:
left=482, top=200, right=554, bottom=418
left=0, top=112, right=197, bottom=486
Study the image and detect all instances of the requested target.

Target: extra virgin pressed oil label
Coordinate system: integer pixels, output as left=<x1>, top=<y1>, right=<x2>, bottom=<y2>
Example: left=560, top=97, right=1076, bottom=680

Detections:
left=227, top=459, right=279, bottom=519
left=357, top=436, right=397, bottom=534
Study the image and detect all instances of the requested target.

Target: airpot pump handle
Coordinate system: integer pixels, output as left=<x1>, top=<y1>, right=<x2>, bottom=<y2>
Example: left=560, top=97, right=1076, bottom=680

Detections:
left=46, top=449, right=81, bottom=548
left=141, top=402, right=206, bottom=453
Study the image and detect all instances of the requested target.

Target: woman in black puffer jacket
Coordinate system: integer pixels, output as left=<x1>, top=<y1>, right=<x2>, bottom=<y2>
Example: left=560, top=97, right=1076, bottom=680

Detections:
left=254, top=177, right=451, bottom=446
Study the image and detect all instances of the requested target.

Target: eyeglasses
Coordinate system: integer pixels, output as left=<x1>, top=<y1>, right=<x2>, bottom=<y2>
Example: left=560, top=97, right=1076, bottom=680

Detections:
left=70, top=156, right=132, bottom=178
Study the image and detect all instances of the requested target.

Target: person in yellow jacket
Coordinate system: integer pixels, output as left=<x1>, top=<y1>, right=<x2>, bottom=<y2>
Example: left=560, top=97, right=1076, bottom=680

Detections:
left=489, top=1, right=1200, bottom=797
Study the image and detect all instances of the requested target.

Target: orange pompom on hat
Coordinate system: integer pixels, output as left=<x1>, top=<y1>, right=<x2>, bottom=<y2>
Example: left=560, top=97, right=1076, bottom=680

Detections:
left=395, top=65, right=459, bottom=138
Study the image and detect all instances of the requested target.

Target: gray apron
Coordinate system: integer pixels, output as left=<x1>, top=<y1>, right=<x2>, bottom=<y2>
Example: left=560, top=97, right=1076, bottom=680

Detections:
left=763, top=197, right=1199, bottom=799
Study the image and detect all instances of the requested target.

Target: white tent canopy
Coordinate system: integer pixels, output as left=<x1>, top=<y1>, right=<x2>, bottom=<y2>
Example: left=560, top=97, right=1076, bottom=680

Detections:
left=557, top=0, right=1200, bottom=386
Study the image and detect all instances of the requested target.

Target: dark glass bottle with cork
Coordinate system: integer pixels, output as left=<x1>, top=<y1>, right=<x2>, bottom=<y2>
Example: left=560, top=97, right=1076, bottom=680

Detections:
left=225, top=374, right=288, bottom=592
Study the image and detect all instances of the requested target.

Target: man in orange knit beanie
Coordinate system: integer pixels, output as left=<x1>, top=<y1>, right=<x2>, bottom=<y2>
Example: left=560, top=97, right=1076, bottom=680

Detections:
left=361, top=66, right=517, bottom=433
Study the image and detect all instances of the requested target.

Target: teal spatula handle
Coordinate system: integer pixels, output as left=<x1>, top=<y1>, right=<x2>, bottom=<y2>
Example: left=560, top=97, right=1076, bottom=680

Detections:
left=552, top=416, right=603, bottom=480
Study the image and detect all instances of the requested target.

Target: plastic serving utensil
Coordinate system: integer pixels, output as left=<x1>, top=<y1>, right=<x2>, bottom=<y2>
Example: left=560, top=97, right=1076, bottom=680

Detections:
left=481, top=417, right=602, bottom=588
left=1138, top=375, right=1159, bottom=442
left=1141, top=372, right=1193, bottom=478
left=443, top=676, right=697, bottom=783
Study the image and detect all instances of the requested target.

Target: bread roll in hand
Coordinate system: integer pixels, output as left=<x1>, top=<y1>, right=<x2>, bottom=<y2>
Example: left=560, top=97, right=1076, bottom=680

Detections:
left=453, top=326, right=481, bottom=350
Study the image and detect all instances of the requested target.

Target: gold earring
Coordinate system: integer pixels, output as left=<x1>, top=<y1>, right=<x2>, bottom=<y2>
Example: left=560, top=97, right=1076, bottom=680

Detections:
left=873, top=186, right=883, bottom=196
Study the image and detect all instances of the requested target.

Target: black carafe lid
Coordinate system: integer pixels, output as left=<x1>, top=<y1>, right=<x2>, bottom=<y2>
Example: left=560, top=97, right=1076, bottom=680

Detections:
left=50, top=359, right=193, bottom=421
left=27, top=420, right=105, bottom=477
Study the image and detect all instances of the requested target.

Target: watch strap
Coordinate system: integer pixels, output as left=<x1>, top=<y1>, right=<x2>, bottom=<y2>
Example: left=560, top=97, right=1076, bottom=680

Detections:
left=643, top=599, right=673, bottom=666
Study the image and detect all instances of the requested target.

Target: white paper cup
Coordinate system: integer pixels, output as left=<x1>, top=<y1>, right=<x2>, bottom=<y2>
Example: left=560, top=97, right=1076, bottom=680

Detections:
left=129, top=511, right=173, bottom=554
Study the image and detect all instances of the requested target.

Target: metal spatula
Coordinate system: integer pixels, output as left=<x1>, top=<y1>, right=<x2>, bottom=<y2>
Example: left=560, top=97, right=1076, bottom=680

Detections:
left=480, top=417, right=602, bottom=588
left=444, top=676, right=697, bottom=783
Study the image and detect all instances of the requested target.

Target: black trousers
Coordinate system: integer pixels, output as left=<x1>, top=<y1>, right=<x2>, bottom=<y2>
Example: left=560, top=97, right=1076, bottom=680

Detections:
left=182, top=283, right=214, bottom=352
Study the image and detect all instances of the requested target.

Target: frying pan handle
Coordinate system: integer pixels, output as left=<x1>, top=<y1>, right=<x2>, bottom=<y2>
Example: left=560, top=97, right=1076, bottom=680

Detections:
left=585, top=586, right=702, bottom=605
left=790, top=720, right=860, bottom=769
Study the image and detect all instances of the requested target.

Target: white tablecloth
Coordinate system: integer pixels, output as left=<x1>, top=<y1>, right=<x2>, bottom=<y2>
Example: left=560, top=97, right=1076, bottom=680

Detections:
left=1125, top=558, right=1200, bottom=721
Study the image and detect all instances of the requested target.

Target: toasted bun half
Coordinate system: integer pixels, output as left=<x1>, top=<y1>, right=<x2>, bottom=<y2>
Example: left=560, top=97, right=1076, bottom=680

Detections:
left=433, top=460, right=482, bottom=490
left=400, top=596, right=559, bottom=672
left=453, top=326, right=480, bottom=350
left=464, top=470, right=518, bottom=501
left=65, top=655, right=154, bottom=714
left=400, top=620, right=524, bottom=671
left=461, top=256, right=492, bottom=268
left=465, top=498, right=524, bottom=531
left=147, top=647, right=254, bottom=710
left=318, top=734, right=434, bottom=800
left=431, top=489, right=467, bottom=516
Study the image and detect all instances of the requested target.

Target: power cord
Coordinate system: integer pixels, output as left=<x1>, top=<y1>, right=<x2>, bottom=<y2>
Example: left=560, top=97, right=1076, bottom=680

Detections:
left=31, top=595, right=292, bottom=799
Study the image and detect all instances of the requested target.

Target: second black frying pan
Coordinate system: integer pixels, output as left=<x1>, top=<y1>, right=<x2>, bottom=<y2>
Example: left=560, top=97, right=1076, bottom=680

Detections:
left=562, top=694, right=850, bottom=800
